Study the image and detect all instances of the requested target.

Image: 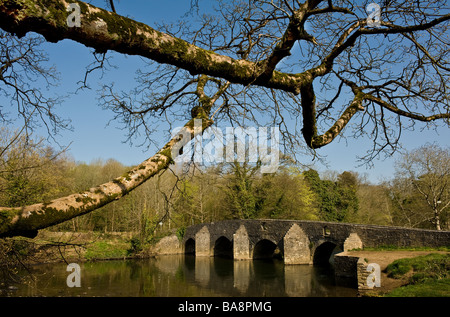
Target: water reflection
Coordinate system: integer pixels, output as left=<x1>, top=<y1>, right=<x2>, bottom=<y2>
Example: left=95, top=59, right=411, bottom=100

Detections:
left=1, top=255, right=357, bottom=297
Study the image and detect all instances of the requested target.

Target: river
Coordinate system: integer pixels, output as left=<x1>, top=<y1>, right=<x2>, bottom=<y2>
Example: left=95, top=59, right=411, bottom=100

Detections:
left=1, top=255, right=357, bottom=297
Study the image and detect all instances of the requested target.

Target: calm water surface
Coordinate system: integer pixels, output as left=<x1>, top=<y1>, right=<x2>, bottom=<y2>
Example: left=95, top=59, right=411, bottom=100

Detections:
left=1, top=255, right=357, bottom=297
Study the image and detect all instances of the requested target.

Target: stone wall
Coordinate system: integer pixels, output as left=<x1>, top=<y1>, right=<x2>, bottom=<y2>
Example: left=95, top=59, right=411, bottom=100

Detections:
left=334, top=253, right=359, bottom=280
left=151, top=234, right=182, bottom=255
left=356, top=258, right=381, bottom=290
left=152, top=219, right=449, bottom=291
left=334, top=252, right=383, bottom=290
left=195, top=226, right=212, bottom=256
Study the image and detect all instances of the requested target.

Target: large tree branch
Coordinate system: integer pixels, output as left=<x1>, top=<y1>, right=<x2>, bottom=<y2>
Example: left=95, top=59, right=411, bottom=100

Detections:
left=0, top=0, right=307, bottom=94
left=0, top=116, right=212, bottom=238
left=260, top=1, right=320, bottom=79
left=300, top=81, right=365, bottom=149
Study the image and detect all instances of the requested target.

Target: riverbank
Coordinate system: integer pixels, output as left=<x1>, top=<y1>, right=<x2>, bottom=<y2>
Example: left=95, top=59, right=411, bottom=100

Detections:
left=347, top=249, right=449, bottom=296
left=5, top=231, right=138, bottom=265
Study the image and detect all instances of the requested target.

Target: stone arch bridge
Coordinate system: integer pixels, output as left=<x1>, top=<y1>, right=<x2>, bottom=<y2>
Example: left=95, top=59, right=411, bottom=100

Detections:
left=181, top=219, right=450, bottom=265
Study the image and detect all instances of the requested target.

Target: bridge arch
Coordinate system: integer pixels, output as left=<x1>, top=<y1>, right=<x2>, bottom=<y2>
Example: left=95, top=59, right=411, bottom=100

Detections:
left=313, top=241, right=342, bottom=266
left=185, top=238, right=195, bottom=255
left=214, top=236, right=233, bottom=258
left=252, top=239, right=282, bottom=260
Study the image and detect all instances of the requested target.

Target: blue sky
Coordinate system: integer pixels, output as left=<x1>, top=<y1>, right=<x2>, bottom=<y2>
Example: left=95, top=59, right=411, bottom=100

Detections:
left=3, top=0, right=449, bottom=184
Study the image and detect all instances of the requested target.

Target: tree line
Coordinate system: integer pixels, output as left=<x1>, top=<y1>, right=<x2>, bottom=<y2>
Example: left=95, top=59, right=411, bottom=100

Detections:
left=1, top=128, right=448, bottom=246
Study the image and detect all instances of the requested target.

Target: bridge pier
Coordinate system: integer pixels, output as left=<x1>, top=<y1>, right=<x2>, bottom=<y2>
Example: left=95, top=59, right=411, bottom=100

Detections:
left=283, top=224, right=311, bottom=264
left=195, top=226, right=211, bottom=257
left=233, top=224, right=251, bottom=260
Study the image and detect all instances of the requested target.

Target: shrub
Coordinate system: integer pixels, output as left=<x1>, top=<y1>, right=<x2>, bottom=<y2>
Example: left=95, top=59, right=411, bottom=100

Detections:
left=127, top=236, right=143, bottom=255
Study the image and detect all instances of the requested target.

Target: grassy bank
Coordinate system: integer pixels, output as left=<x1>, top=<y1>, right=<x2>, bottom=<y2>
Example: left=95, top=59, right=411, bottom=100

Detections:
left=384, top=253, right=450, bottom=297
left=0, top=231, right=149, bottom=265
left=359, top=245, right=450, bottom=252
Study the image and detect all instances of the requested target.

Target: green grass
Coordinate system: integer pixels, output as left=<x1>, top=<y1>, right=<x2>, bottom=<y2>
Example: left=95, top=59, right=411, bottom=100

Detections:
left=384, top=253, right=450, bottom=297
left=85, top=240, right=129, bottom=260
left=385, top=278, right=450, bottom=297
left=356, top=245, right=450, bottom=252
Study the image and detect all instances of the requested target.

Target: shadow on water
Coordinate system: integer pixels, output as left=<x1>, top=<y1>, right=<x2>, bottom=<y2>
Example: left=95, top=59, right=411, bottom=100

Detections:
left=0, top=255, right=357, bottom=297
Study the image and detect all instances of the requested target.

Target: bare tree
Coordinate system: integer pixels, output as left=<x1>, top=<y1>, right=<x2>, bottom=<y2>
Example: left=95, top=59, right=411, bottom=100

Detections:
left=0, top=31, right=70, bottom=139
left=0, top=0, right=449, bottom=237
left=393, top=144, right=449, bottom=230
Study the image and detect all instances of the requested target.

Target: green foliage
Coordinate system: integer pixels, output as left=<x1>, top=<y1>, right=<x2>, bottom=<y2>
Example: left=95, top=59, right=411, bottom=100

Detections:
left=127, top=236, right=143, bottom=255
left=303, top=169, right=358, bottom=222
left=222, top=161, right=259, bottom=219
left=0, top=129, right=72, bottom=207
left=176, top=227, right=186, bottom=241
left=214, top=162, right=318, bottom=221
left=254, top=168, right=318, bottom=220
left=1, top=127, right=416, bottom=241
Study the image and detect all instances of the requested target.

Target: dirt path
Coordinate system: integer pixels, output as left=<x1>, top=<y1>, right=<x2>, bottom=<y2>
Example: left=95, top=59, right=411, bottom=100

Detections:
left=347, top=250, right=449, bottom=295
